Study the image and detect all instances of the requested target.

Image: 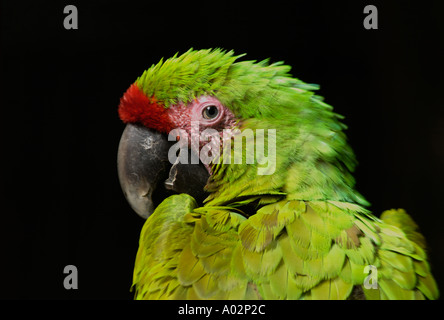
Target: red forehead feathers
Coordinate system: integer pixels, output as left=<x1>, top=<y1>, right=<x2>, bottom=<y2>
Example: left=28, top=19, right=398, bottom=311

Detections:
left=118, top=84, right=173, bottom=133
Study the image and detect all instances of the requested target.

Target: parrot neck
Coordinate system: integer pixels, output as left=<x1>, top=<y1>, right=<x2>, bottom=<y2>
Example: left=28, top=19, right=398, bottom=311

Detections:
left=204, top=119, right=369, bottom=212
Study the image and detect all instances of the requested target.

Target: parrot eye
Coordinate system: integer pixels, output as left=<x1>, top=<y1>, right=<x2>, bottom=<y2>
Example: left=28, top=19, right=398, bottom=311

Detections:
left=202, top=105, right=219, bottom=119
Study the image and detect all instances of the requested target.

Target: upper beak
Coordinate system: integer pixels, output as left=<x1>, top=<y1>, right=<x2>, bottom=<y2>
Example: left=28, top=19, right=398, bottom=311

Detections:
left=117, top=124, right=170, bottom=219
left=117, top=123, right=210, bottom=219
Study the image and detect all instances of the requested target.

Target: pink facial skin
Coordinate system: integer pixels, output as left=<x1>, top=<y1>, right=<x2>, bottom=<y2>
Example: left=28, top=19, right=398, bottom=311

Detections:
left=166, top=96, right=238, bottom=173
left=167, top=96, right=238, bottom=148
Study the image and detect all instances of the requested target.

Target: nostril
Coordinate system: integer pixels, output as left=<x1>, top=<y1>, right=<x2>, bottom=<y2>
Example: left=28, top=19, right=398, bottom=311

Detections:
left=139, top=187, right=152, bottom=199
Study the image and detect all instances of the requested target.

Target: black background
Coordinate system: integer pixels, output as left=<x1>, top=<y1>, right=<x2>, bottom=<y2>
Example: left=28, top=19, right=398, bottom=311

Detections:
left=1, top=0, right=443, bottom=299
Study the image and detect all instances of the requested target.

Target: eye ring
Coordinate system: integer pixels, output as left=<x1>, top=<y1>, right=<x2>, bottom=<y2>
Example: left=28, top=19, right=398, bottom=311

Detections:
left=202, top=105, right=219, bottom=120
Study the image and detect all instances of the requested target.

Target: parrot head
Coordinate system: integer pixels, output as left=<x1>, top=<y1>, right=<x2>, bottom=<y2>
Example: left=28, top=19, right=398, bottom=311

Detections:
left=117, top=48, right=367, bottom=219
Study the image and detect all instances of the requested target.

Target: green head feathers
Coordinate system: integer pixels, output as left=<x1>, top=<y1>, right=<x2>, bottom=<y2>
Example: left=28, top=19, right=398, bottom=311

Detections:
left=134, top=48, right=321, bottom=120
left=135, top=48, right=240, bottom=108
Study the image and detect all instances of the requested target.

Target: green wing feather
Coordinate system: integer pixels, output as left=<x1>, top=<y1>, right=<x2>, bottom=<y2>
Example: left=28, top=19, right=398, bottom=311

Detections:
left=133, top=196, right=439, bottom=300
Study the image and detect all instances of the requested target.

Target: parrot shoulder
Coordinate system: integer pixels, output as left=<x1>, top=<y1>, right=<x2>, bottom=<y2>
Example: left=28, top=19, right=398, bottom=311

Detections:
left=132, top=194, right=197, bottom=299
left=133, top=194, right=258, bottom=299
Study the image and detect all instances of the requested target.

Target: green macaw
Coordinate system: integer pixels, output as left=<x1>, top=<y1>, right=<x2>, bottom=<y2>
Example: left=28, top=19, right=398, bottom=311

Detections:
left=117, top=48, right=439, bottom=300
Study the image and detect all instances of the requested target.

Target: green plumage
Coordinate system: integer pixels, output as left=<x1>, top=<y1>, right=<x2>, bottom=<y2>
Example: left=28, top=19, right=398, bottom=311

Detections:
left=130, top=49, right=438, bottom=300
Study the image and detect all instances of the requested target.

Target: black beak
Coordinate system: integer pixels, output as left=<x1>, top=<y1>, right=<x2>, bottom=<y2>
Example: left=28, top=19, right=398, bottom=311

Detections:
left=117, top=123, right=210, bottom=219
